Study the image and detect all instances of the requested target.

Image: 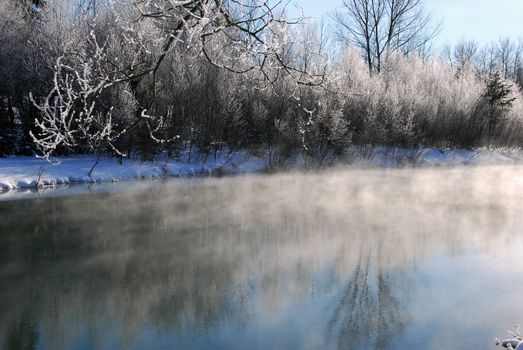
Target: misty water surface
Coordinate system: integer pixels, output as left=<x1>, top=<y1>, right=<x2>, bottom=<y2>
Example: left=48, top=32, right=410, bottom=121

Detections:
left=1, top=166, right=523, bottom=350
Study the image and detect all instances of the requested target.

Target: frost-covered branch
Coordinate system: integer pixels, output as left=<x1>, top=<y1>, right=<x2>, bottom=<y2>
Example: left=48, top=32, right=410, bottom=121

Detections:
left=126, top=0, right=327, bottom=87
left=29, top=29, right=173, bottom=159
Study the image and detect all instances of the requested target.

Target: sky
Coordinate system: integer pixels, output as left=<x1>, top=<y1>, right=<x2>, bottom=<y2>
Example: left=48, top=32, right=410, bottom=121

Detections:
left=292, top=0, right=523, bottom=47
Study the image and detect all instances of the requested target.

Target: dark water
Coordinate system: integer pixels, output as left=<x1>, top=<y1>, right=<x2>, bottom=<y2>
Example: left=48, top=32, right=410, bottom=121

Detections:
left=1, top=166, right=522, bottom=350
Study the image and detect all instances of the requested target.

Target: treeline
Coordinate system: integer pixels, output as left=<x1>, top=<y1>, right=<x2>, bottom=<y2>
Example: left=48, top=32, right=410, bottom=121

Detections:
left=1, top=0, right=522, bottom=164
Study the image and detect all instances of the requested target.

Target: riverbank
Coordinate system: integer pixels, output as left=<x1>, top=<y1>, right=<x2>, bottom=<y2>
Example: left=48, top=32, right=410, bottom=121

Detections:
left=2, top=147, right=523, bottom=193
left=0, top=151, right=266, bottom=192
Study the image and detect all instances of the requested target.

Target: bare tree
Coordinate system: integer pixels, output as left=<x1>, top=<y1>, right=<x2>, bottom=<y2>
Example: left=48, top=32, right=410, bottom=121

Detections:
left=453, top=39, right=478, bottom=75
left=497, top=37, right=515, bottom=77
left=29, top=33, right=133, bottom=160
left=331, top=0, right=438, bottom=74
left=477, top=42, right=498, bottom=76
left=126, top=0, right=326, bottom=87
left=29, top=0, right=327, bottom=161
left=516, top=38, right=523, bottom=89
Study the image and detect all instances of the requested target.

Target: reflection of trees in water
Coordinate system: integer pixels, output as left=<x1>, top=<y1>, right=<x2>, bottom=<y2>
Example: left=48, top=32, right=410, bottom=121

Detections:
left=325, top=254, right=410, bottom=350
left=0, top=194, right=251, bottom=349
left=0, top=166, right=521, bottom=349
left=4, top=316, right=38, bottom=350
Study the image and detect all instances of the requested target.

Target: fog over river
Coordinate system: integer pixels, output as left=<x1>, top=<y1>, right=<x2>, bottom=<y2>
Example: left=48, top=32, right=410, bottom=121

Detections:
left=1, top=166, right=522, bottom=349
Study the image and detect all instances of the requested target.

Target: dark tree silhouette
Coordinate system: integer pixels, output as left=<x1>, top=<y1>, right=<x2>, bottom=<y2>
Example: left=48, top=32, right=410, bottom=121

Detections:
left=484, top=71, right=517, bottom=146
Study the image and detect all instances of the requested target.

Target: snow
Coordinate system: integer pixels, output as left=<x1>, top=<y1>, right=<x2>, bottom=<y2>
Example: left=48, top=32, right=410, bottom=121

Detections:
left=1, top=147, right=523, bottom=195
left=344, top=146, right=523, bottom=167
left=0, top=151, right=267, bottom=193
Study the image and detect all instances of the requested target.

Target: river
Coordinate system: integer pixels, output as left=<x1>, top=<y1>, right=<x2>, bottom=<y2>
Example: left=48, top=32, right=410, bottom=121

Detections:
left=1, top=166, right=522, bottom=349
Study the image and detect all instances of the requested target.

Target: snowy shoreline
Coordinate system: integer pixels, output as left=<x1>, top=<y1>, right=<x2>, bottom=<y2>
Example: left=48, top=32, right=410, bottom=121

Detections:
left=2, top=147, right=523, bottom=193
left=0, top=151, right=267, bottom=192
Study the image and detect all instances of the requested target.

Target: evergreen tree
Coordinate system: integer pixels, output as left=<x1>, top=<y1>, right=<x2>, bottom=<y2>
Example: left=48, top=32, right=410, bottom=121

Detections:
left=484, top=71, right=516, bottom=146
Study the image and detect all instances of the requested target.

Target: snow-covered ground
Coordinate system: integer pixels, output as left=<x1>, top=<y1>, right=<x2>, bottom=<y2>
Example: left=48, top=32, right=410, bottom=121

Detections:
left=349, top=146, right=523, bottom=167
left=1, top=147, right=523, bottom=194
left=0, top=151, right=267, bottom=192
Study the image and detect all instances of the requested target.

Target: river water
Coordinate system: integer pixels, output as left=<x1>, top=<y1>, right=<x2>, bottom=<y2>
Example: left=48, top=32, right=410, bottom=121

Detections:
left=1, top=166, right=522, bottom=349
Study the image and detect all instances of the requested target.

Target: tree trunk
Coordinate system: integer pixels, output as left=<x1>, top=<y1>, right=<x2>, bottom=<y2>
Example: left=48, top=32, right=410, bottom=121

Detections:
left=88, top=153, right=101, bottom=177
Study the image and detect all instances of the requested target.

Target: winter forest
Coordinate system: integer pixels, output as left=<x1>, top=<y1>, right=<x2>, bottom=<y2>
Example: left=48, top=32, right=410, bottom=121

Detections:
left=1, top=0, right=523, bottom=165
left=4, top=2, right=523, bottom=349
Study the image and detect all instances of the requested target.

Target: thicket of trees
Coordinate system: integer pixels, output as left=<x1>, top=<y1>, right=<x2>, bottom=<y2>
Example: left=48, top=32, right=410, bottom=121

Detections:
left=0, top=0, right=522, bottom=164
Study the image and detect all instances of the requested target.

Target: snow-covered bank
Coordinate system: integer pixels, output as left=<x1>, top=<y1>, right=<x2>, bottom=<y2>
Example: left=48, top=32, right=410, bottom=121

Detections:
left=351, top=147, right=523, bottom=167
left=2, top=147, right=523, bottom=193
left=0, top=152, right=267, bottom=192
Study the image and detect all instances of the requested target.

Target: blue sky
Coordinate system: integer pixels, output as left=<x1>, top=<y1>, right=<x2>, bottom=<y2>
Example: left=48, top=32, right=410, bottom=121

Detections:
left=292, top=0, right=523, bottom=46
